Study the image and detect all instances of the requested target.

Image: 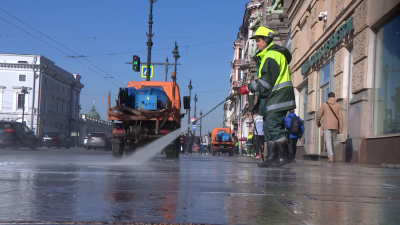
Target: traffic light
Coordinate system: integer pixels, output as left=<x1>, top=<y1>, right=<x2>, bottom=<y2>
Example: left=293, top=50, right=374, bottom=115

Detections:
left=183, top=96, right=190, bottom=110
left=132, top=55, right=140, bottom=72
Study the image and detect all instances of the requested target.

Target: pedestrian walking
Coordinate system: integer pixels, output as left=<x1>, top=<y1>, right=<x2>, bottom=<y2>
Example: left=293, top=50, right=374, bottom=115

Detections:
left=203, top=134, right=210, bottom=155
left=182, top=133, right=188, bottom=155
left=246, top=131, right=253, bottom=156
left=253, top=114, right=264, bottom=159
left=316, top=92, right=343, bottom=163
left=186, top=131, right=194, bottom=155
left=180, top=132, right=185, bottom=154
left=237, top=26, right=295, bottom=167
left=284, top=110, right=304, bottom=163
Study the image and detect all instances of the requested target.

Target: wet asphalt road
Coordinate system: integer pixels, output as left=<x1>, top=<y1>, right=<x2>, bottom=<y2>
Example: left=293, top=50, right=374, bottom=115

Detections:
left=0, top=147, right=400, bottom=225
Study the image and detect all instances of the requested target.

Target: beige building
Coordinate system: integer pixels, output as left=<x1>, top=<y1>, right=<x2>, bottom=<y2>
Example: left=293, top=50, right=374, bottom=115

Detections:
left=288, top=0, right=400, bottom=163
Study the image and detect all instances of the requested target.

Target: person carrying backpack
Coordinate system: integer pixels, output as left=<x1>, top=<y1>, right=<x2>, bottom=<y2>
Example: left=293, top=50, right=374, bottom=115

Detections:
left=284, top=110, right=304, bottom=163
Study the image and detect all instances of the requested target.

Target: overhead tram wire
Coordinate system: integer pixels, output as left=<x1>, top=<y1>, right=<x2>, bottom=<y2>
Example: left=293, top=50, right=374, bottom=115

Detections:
left=0, top=8, right=124, bottom=87
left=64, top=40, right=233, bottom=58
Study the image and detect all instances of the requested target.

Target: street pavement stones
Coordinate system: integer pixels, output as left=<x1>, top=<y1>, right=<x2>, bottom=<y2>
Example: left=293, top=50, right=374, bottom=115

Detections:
left=0, top=147, right=399, bottom=224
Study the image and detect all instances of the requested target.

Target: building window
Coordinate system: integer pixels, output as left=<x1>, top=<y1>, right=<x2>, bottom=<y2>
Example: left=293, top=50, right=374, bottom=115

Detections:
left=319, top=60, right=335, bottom=98
left=238, top=71, right=242, bottom=81
left=61, top=104, right=64, bottom=115
left=17, top=94, right=24, bottom=109
left=44, top=78, right=47, bottom=85
left=19, top=75, right=26, bottom=82
left=373, top=14, right=400, bottom=135
left=238, top=48, right=242, bottom=59
left=318, top=59, right=334, bottom=154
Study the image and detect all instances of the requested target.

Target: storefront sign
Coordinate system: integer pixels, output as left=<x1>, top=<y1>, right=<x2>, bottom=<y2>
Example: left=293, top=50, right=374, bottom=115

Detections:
left=301, top=17, right=354, bottom=75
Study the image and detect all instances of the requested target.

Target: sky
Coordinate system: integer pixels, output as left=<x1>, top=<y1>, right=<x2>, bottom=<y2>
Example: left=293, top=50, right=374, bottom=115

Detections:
left=0, top=0, right=249, bottom=134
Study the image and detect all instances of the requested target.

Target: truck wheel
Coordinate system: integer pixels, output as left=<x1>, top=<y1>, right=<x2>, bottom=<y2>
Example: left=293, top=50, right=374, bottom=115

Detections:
left=228, top=150, right=234, bottom=156
left=212, top=150, right=216, bottom=156
left=112, top=142, right=124, bottom=158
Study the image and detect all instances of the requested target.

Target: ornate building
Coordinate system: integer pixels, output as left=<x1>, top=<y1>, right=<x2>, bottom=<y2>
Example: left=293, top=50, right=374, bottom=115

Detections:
left=288, top=0, right=400, bottom=164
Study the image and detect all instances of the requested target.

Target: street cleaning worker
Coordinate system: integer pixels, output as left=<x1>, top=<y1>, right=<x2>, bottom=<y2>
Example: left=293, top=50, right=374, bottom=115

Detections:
left=237, top=26, right=295, bottom=167
left=246, top=131, right=253, bottom=156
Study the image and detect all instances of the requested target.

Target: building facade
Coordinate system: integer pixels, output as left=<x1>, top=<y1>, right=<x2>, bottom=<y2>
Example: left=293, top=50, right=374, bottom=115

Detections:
left=0, top=54, right=84, bottom=139
left=288, top=0, right=400, bottom=163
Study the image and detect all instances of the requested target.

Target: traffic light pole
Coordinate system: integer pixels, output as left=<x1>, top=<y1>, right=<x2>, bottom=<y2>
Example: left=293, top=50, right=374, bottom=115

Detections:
left=146, top=0, right=156, bottom=81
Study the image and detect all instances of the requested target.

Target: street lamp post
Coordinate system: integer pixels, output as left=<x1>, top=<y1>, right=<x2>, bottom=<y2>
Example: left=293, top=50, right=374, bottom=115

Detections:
left=21, top=86, right=29, bottom=126
left=146, top=0, right=157, bottom=81
left=187, top=80, right=192, bottom=134
left=193, top=93, right=197, bottom=137
left=172, top=42, right=180, bottom=81
left=199, top=110, right=202, bottom=137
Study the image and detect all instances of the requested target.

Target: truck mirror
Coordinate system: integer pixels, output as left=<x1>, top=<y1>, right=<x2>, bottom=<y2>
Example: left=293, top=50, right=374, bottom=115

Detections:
left=183, top=96, right=190, bottom=109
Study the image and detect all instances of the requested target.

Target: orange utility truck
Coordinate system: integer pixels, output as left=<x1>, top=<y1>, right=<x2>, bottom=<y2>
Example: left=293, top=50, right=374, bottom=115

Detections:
left=211, top=127, right=234, bottom=156
left=107, top=80, right=189, bottom=158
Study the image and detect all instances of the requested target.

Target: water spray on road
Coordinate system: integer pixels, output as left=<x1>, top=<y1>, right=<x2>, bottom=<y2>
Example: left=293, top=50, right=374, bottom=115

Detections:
left=120, top=94, right=237, bottom=165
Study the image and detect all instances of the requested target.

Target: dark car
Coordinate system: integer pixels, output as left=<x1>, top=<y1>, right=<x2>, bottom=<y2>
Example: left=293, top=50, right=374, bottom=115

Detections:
left=39, top=132, right=71, bottom=149
left=85, top=132, right=111, bottom=150
left=0, top=121, right=38, bottom=150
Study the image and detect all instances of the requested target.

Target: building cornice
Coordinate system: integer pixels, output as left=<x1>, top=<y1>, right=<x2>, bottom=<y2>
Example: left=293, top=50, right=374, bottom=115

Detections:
left=0, top=63, right=34, bottom=70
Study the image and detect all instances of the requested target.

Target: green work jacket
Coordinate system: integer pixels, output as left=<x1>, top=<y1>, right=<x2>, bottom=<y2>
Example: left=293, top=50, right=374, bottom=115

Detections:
left=247, top=134, right=253, bottom=145
left=248, top=42, right=296, bottom=115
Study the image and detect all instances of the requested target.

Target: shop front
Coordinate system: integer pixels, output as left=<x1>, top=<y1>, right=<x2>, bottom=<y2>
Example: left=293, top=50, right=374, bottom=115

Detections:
left=288, top=0, right=400, bottom=164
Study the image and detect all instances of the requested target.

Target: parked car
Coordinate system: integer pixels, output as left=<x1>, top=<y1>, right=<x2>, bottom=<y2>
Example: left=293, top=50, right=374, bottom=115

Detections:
left=38, top=132, right=71, bottom=149
left=0, top=121, right=38, bottom=150
left=85, top=132, right=111, bottom=150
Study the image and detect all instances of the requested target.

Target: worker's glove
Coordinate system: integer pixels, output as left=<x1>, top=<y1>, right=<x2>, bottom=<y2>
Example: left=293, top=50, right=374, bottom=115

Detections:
left=238, top=85, right=249, bottom=95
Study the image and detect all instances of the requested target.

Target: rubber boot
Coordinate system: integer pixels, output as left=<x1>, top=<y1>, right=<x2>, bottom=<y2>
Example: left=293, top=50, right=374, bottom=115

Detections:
left=270, top=139, right=289, bottom=167
left=258, top=142, right=279, bottom=167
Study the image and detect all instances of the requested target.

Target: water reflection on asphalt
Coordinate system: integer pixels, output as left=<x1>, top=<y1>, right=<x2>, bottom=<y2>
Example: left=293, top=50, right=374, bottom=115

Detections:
left=0, top=148, right=399, bottom=224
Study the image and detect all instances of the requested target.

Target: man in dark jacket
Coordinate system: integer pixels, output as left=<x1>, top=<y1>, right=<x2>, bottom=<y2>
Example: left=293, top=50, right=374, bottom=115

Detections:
left=238, top=26, right=296, bottom=167
left=284, top=110, right=305, bottom=163
left=180, top=133, right=186, bottom=154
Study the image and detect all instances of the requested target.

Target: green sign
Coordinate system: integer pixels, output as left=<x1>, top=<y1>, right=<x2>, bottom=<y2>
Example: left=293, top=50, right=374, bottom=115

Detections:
left=301, top=17, right=354, bottom=75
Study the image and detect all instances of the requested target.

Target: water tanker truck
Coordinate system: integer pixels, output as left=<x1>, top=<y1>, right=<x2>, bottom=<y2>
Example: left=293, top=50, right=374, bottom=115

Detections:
left=107, top=80, right=189, bottom=158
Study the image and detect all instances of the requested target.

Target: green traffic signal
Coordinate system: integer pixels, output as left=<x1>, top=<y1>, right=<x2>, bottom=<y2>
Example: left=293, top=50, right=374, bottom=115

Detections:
left=132, top=55, right=140, bottom=72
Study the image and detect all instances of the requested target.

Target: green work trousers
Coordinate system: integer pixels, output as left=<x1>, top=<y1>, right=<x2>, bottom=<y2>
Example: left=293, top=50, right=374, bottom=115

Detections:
left=247, top=145, right=253, bottom=156
left=263, top=111, right=288, bottom=142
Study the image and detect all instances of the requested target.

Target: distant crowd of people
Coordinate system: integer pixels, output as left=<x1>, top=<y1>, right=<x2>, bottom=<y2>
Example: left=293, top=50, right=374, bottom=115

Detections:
left=179, top=132, right=211, bottom=155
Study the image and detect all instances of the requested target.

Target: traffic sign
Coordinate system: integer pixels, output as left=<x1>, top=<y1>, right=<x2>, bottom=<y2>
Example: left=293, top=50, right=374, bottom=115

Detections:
left=141, top=65, right=154, bottom=78
left=190, top=117, right=196, bottom=123
left=192, top=124, right=197, bottom=131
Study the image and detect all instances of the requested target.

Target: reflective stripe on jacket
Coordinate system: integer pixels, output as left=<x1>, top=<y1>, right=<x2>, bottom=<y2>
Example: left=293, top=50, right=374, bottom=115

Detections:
left=249, top=42, right=296, bottom=114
